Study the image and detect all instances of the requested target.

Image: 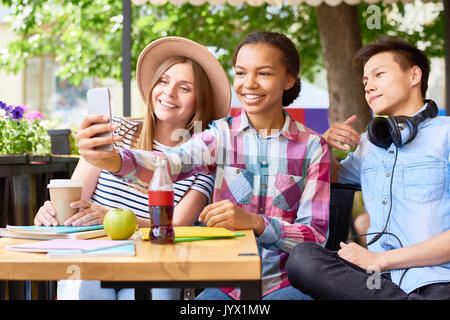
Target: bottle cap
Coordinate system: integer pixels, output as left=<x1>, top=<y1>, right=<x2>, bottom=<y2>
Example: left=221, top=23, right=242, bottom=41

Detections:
left=155, top=157, right=167, bottom=166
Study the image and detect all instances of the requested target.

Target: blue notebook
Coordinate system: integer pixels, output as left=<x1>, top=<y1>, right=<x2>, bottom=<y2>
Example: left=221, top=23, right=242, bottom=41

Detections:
left=6, top=225, right=104, bottom=234
left=2, top=225, right=106, bottom=240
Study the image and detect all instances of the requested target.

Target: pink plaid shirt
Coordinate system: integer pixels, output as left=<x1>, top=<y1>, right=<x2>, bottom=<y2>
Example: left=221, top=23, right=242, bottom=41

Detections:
left=116, top=110, right=330, bottom=299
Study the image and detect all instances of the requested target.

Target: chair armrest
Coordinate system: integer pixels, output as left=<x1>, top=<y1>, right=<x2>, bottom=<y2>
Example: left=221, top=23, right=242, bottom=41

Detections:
left=325, top=183, right=361, bottom=251
left=331, top=183, right=361, bottom=192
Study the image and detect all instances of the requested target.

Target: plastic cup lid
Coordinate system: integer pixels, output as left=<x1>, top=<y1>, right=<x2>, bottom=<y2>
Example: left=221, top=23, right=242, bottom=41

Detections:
left=47, top=179, right=84, bottom=188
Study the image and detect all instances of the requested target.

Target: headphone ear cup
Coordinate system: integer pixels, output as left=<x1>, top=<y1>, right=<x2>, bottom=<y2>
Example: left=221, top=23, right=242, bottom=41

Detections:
left=367, top=117, right=393, bottom=149
left=386, top=117, right=402, bottom=147
left=367, top=100, right=437, bottom=150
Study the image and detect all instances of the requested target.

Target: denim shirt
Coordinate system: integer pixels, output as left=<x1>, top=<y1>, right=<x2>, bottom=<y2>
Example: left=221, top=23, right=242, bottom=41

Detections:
left=338, top=110, right=450, bottom=293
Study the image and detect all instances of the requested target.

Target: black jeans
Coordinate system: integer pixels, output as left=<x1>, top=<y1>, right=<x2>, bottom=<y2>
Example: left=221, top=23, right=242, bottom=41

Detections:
left=286, top=242, right=450, bottom=300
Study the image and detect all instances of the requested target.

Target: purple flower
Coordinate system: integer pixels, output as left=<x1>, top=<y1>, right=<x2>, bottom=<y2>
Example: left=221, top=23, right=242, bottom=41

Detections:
left=4, top=105, right=14, bottom=116
left=0, top=101, right=6, bottom=110
left=11, top=105, right=25, bottom=120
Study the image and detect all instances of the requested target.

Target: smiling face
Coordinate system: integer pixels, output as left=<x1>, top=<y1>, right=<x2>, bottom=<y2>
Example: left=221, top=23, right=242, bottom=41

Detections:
left=363, top=51, right=421, bottom=116
left=233, top=43, right=295, bottom=116
left=151, top=62, right=196, bottom=128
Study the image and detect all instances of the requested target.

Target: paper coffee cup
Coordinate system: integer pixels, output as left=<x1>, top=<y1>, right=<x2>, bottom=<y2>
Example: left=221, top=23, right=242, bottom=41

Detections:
left=47, top=179, right=84, bottom=225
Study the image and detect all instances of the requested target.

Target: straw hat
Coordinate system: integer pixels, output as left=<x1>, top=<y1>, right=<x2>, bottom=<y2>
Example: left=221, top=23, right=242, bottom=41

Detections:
left=136, top=36, right=231, bottom=120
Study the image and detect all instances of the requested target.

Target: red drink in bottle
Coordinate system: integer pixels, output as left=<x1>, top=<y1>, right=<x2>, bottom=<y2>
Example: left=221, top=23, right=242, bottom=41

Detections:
left=148, top=158, right=175, bottom=244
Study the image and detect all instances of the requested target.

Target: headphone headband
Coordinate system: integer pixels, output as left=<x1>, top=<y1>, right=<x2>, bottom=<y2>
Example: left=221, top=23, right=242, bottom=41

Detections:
left=417, top=99, right=438, bottom=121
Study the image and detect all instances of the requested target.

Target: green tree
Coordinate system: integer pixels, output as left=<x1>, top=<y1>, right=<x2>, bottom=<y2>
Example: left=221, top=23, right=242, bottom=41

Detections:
left=316, top=2, right=443, bottom=131
left=0, top=1, right=322, bottom=83
left=0, top=0, right=444, bottom=128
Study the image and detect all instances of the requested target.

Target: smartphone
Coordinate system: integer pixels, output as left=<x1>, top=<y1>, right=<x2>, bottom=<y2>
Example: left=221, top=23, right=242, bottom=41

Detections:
left=87, top=87, right=114, bottom=151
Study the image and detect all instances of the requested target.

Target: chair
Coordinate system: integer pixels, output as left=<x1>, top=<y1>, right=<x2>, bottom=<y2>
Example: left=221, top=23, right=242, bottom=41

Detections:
left=325, top=183, right=361, bottom=251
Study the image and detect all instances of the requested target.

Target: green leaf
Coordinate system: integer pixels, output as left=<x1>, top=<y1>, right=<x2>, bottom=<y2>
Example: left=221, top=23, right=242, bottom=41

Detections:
left=0, top=1, right=443, bottom=90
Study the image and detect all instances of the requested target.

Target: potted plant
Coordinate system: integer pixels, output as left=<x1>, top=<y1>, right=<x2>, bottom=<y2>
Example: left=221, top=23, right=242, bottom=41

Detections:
left=0, top=101, right=51, bottom=163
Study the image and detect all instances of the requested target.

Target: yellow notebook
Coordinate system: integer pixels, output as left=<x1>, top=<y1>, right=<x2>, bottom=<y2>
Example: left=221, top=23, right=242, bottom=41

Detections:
left=139, top=227, right=244, bottom=242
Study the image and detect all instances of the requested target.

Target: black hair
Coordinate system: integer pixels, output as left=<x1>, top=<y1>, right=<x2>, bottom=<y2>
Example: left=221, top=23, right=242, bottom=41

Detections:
left=232, top=31, right=301, bottom=106
left=353, top=38, right=430, bottom=97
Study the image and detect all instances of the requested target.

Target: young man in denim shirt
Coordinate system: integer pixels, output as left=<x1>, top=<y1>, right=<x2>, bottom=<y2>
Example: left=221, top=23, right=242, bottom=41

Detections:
left=286, top=38, right=450, bottom=299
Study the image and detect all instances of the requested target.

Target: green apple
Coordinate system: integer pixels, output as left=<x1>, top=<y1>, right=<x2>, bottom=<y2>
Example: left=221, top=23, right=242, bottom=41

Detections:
left=103, top=208, right=138, bottom=240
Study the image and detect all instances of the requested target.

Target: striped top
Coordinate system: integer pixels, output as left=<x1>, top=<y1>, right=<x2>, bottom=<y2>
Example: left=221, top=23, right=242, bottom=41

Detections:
left=115, top=110, right=330, bottom=299
left=90, top=117, right=215, bottom=219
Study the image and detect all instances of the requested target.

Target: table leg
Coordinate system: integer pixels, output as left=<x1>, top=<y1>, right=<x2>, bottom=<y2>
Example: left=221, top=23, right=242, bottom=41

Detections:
left=135, top=288, right=151, bottom=300
left=0, top=281, right=5, bottom=300
left=8, top=281, right=26, bottom=300
left=36, top=281, right=55, bottom=300
left=239, top=280, right=261, bottom=300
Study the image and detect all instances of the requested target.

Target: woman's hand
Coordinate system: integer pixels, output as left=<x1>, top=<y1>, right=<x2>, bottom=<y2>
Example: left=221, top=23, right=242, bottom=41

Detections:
left=322, top=115, right=361, bottom=151
left=34, top=201, right=59, bottom=227
left=198, top=200, right=265, bottom=235
left=76, top=115, right=121, bottom=171
left=63, top=200, right=110, bottom=227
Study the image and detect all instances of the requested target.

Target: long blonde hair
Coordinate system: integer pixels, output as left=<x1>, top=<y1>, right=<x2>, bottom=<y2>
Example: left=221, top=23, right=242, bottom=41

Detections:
left=132, top=56, right=215, bottom=151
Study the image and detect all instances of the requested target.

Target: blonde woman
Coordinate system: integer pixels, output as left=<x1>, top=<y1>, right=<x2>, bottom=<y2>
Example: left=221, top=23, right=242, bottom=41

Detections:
left=34, top=37, right=231, bottom=300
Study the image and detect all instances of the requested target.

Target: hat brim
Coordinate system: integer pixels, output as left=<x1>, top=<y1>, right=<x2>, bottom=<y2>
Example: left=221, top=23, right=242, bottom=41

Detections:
left=136, top=37, right=231, bottom=120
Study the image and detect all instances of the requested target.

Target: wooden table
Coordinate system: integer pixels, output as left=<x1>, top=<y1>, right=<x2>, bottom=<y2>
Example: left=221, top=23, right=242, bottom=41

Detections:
left=0, top=230, right=261, bottom=300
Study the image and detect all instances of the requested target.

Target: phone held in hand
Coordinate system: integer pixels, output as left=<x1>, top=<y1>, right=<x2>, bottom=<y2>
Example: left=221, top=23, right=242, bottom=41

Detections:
left=87, top=87, right=114, bottom=151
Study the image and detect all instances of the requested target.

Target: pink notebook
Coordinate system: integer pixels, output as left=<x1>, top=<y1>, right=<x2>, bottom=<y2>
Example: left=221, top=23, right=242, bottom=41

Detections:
left=6, top=239, right=133, bottom=253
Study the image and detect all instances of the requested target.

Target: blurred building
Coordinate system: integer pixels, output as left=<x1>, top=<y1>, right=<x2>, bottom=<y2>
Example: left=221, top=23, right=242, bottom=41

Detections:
left=0, top=6, right=142, bottom=127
